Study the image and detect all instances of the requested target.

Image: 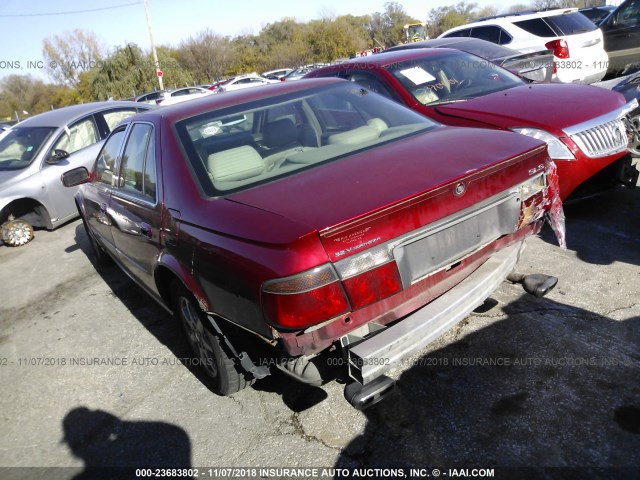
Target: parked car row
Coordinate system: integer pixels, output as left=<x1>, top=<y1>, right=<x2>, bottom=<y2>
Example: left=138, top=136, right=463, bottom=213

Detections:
left=439, top=1, right=640, bottom=82
left=306, top=48, right=639, bottom=200
left=2, top=38, right=638, bottom=409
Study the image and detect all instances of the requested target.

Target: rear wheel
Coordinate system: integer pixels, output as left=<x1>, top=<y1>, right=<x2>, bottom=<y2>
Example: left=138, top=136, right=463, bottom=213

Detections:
left=171, top=281, right=252, bottom=395
left=1, top=218, right=34, bottom=247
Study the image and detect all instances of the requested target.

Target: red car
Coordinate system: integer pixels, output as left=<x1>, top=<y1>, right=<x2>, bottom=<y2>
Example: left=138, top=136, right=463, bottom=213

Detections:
left=305, top=49, right=639, bottom=200
left=63, top=79, right=561, bottom=408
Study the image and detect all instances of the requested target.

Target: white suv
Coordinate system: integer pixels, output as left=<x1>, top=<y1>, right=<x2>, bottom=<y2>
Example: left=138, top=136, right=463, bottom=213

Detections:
left=439, top=9, right=609, bottom=84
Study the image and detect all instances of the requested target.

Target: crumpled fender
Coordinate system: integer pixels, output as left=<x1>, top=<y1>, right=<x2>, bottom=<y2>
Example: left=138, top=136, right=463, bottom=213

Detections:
left=544, top=160, right=567, bottom=249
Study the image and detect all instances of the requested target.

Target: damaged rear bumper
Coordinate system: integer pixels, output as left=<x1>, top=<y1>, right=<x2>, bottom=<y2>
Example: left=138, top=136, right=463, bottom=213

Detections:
left=344, top=240, right=525, bottom=385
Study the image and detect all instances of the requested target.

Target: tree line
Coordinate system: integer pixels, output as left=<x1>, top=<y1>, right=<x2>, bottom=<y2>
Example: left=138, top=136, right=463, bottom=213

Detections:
left=0, top=0, right=598, bottom=120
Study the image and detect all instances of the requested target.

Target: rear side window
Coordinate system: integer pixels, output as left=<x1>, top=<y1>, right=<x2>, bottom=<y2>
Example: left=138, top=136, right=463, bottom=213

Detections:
left=514, top=18, right=557, bottom=37
left=545, top=12, right=598, bottom=34
left=470, top=26, right=513, bottom=45
left=103, top=109, right=138, bottom=131
left=443, top=28, right=471, bottom=38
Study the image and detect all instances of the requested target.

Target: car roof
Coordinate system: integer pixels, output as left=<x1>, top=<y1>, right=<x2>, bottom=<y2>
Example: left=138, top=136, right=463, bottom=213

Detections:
left=469, top=8, right=579, bottom=24
left=132, top=77, right=346, bottom=123
left=387, top=37, right=517, bottom=56
left=16, top=101, right=141, bottom=127
left=321, top=48, right=457, bottom=69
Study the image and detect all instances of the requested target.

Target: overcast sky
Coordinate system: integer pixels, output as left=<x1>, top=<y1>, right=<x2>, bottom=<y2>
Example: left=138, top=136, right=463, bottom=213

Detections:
left=0, top=0, right=513, bottom=82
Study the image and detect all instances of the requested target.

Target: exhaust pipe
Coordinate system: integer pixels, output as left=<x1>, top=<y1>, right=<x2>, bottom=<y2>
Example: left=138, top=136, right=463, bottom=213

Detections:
left=507, top=272, right=558, bottom=298
left=344, top=375, right=395, bottom=410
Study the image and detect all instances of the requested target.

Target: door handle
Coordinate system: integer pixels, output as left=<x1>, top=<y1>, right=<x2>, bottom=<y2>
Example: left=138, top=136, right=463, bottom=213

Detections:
left=140, top=223, right=152, bottom=239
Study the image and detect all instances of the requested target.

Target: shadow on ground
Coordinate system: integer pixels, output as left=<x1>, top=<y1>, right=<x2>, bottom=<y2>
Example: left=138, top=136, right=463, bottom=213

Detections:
left=542, top=184, right=640, bottom=267
left=62, top=406, right=192, bottom=479
left=334, top=293, right=640, bottom=476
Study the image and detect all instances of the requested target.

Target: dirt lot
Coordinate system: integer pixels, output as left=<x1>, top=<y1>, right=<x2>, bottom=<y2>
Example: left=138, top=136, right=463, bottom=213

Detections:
left=0, top=181, right=638, bottom=479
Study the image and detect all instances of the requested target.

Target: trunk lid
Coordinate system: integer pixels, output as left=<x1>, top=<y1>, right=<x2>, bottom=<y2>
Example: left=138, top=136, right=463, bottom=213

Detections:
left=227, top=127, right=548, bottom=261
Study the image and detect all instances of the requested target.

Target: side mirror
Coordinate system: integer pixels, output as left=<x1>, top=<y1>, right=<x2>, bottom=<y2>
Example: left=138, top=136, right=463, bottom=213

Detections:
left=62, top=167, right=90, bottom=187
left=47, top=149, right=70, bottom=164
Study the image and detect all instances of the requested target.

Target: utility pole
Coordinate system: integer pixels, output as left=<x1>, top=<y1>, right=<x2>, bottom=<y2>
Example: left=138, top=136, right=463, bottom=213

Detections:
left=144, top=0, right=163, bottom=91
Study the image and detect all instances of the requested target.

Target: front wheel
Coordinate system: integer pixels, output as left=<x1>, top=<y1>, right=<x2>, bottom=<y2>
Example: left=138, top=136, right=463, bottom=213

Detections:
left=171, top=281, right=252, bottom=395
left=1, top=218, right=34, bottom=247
left=80, top=215, right=112, bottom=266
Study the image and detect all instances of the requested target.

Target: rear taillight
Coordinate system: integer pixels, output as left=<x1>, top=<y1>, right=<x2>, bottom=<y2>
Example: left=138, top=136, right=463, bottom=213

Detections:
left=342, top=262, right=402, bottom=309
left=263, top=247, right=404, bottom=329
left=545, top=39, right=570, bottom=59
left=517, top=174, right=547, bottom=229
left=263, top=265, right=349, bottom=329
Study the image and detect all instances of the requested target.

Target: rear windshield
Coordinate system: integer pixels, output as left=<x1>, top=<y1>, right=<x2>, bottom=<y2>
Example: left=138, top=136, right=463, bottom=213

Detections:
left=514, top=12, right=597, bottom=37
left=545, top=12, right=598, bottom=34
left=175, top=83, right=438, bottom=196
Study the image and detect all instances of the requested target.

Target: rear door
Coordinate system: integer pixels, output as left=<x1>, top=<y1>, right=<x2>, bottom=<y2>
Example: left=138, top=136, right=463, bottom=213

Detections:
left=109, top=122, right=162, bottom=293
left=81, top=126, right=129, bottom=256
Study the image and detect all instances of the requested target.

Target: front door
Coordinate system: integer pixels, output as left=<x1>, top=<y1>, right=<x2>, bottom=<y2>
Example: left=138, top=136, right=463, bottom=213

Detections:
left=109, top=122, right=162, bottom=293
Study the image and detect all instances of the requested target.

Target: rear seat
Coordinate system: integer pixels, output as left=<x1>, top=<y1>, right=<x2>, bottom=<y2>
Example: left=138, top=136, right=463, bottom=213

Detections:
left=208, top=145, right=265, bottom=184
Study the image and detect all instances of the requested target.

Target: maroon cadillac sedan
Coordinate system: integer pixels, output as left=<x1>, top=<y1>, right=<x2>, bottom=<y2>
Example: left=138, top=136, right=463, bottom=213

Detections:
left=63, top=78, right=562, bottom=408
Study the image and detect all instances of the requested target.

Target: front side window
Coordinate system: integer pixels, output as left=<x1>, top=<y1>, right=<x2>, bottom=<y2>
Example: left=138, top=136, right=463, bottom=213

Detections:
left=0, top=127, right=56, bottom=171
left=616, top=0, right=640, bottom=26
left=53, top=117, right=99, bottom=155
left=118, top=123, right=155, bottom=202
left=386, top=50, right=524, bottom=106
left=94, top=128, right=126, bottom=186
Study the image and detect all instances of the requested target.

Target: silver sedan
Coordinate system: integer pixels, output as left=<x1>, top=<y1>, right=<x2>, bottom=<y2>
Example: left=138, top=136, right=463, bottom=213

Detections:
left=0, top=101, right=151, bottom=246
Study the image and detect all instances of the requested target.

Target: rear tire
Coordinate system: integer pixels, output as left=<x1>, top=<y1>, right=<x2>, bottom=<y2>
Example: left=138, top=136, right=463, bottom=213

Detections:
left=171, top=281, right=252, bottom=395
left=1, top=218, right=34, bottom=247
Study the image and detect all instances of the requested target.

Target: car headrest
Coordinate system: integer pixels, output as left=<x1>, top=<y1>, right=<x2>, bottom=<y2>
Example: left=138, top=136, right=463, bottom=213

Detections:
left=263, top=118, right=297, bottom=148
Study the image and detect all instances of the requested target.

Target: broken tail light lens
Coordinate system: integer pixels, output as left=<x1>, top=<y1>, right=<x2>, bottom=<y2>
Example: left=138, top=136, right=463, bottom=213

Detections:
left=517, top=174, right=547, bottom=229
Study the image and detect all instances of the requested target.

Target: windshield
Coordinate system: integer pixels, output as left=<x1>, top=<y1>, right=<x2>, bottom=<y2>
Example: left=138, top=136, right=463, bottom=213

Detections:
left=175, top=82, right=438, bottom=196
left=385, top=50, right=524, bottom=106
left=0, top=126, right=56, bottom=171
